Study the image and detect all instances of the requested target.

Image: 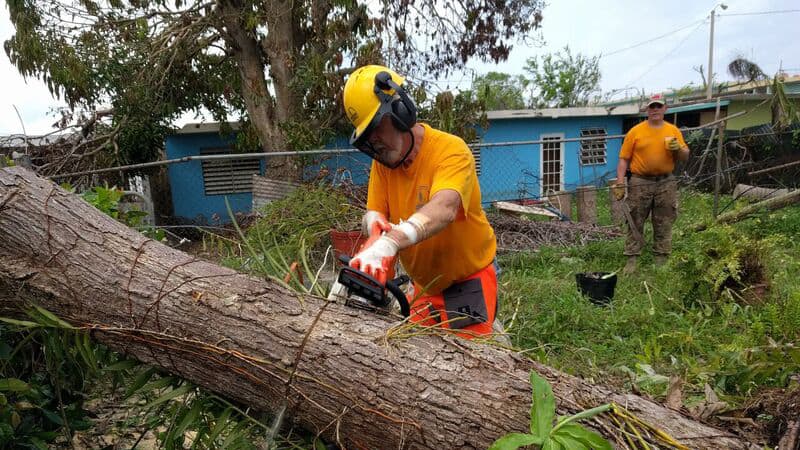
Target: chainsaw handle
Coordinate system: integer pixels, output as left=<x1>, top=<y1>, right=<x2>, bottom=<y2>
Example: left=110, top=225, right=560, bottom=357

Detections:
left=338, top=255, right=411, bottom=317
left=385, top=276, right=411, bottom=318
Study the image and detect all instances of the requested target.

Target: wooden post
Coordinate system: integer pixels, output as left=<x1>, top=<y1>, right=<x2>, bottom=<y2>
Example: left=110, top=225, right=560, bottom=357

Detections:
left=576, top=185, right=597, bottom=225
left=608, top=178, right=624, bottom=226
left=548, top=191, right=572, bottom=220
left=713, top=98, right=724, bottom=217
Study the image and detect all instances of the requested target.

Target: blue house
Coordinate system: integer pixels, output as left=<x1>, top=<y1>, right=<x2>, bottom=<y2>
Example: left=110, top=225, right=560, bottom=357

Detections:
left=164, top=105, right=639, bottom=222
left=165, top=123, right=264, bottom=224
left=475, top=106, right=637, bottom=204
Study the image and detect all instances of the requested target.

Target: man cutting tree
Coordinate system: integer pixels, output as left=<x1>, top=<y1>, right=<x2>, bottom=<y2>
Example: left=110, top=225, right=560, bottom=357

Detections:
left=342, top=64, right=498, bottom=338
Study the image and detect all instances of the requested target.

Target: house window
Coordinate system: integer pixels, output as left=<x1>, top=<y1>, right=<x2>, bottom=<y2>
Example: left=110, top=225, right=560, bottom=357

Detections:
left=579, top=128, right=607, bottom=165
left=201, top=148, right=261, bottom=195
left=471, top=146, right=481, bottom=176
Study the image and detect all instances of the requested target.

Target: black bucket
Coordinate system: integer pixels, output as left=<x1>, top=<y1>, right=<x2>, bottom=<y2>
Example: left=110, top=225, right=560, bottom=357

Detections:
left=576, top=272, right=617, bottom=306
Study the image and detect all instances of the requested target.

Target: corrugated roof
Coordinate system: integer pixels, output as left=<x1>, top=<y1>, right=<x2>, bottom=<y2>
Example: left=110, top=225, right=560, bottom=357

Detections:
left=0, top=133, right=76, bottom=148
left=175, top=122, right=240, bottom=134
left=603, top=75, right=800, bottom=107
left=486, top=104, right=640, bottom=120
left=646, top=100, right=730, bottom=115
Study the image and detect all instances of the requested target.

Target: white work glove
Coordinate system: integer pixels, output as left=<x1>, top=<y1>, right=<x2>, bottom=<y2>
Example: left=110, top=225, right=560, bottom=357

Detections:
left=350, top=235, right=399, bottom=285
left=361, top=210, right=393, bottom=237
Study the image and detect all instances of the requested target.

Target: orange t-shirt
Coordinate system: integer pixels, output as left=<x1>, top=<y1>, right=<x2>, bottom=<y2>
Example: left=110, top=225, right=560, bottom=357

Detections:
left=619, top=121, right=687, bottom=176
left=366, top=124, right=497, bottom=295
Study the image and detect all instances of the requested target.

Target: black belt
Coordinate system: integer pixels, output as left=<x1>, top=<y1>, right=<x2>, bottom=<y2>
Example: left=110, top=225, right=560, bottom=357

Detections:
left=632, top=173, right=672, bottom=182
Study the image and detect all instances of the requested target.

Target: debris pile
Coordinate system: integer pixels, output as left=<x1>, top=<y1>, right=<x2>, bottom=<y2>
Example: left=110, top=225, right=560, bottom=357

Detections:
left=488, top=213, right=621, bottom=252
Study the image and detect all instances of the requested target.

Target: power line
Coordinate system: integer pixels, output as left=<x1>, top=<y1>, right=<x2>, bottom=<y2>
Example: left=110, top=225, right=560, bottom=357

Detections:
left=718, top=9, right=800, bottom=17
left=625, top=20, right=706, bottom=88
left=600, top=19, right=705, bottom=59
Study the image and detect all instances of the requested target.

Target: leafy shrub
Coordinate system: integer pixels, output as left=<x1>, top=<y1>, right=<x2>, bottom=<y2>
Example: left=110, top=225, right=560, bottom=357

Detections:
left=490, top=372, right=611, bottom=450
left=1, top=309, right=103, bottom=448
left=211, top=183, right=362, bottom=281
left=672, top=226, right=773, bottom=304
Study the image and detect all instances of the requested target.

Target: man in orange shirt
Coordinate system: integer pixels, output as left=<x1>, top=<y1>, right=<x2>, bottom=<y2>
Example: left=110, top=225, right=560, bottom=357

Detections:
left=613, top=93, right=690, bottom=274
left=342, top=65, right=498, bottom=338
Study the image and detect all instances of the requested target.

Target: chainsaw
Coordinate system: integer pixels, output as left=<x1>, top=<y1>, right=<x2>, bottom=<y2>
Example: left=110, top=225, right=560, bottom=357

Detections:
left=329, top=255, right=411, bottom=317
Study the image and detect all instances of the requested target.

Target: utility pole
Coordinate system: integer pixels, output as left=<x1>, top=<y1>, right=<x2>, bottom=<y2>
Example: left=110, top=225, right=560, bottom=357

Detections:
left=713, top=98, right=724, bottom=217
left=706, top=4, right=728, bottom=99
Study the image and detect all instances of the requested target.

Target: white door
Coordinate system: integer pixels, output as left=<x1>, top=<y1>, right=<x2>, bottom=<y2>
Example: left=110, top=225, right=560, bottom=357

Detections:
left=540, top=133, right=564, bottom=196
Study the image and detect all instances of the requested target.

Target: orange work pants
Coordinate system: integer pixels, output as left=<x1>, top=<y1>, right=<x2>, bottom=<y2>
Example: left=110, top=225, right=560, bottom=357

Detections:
left=407, top=263, right=497, bottom=339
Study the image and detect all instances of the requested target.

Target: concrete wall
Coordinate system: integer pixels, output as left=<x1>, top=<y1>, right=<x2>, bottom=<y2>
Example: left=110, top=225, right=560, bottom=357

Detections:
left=727, top=100, right=772, bottom=131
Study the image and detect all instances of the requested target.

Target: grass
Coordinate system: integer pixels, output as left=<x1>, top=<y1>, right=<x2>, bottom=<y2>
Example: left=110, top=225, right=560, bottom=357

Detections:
left=498, top=189, right=800, bottom=406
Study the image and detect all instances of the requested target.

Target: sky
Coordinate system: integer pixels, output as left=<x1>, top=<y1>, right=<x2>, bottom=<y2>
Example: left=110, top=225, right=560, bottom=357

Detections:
left=1, top=0, right=799, bottom=135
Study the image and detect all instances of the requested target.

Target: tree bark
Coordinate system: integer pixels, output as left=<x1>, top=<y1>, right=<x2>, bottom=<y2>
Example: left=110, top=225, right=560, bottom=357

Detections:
left=0, top=167, right=758, bottom=450
left=216, top=0, right=301, bottom=181
left=733, top=184, right=789, bottom=202
left=217, top=0, right=276, bottom=139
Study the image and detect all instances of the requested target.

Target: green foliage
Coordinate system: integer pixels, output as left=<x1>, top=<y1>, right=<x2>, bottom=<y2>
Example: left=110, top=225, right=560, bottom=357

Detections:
left=771, top=75, right=800, bottom=127
left=80, top=185, right=125, bottom=220
left=80, top=185, right=164, bottom=240
left=5, top=0, right=544, bottom=169
left=416, top=89, right=488, bottom=143
left=671, top=225, right=773, bottom=303
left=0, top=310, right=112, bottom=448
left=0, top=310, right=285, bottom=449
left=471, top=72, right=528, bottom=110
left=712, top=341, right=800, bottom=395
left=524, top=46, right=601, bottom=108
left=490, top=372, right=612, bottom=450
left=498, top=189, right=800, bottom=405
left=206, top=184, right=361, bottom=292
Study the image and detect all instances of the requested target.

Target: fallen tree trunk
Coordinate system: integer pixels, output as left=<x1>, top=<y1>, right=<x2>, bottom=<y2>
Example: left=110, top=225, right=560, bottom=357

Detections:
left=718, top=189, right=800, bottom=224
left=696, top=189, right=800, bottom=231
left=0, top=167, right=757, bottom=449
left=732, top=184, right=790, bottom=202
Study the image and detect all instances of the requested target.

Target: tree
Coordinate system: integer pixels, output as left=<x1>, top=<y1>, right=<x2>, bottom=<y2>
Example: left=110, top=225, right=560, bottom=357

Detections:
left=727, top=57, right=767, bottom=83
left=725, top=57, right=798, bottom=127
left=471, top=71, right=528, bottom=110
left=0, top=166, right=757, bottom=449
left=4, top=0, right=545, bottom=179
left=524, top=46, right=601, bottom=108
left=416, top=89, right=488, bottom=143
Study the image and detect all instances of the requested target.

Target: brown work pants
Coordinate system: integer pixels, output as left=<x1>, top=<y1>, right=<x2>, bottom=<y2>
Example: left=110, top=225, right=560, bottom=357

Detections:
left=623, top=175, right=678, bottom=257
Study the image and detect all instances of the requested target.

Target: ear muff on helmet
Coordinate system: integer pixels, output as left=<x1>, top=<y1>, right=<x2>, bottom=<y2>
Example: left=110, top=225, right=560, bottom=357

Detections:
left=374, top=71, right=417, bottom=131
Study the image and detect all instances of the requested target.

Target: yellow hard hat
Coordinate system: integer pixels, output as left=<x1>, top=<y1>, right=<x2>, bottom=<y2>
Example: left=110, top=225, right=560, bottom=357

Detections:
left=343, top=65, right=415, bottom=145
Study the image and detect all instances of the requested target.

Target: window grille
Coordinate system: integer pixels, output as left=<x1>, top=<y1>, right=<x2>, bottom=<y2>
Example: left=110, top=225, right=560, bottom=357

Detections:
left=579, top=128, right=607, bottom=165
left=471, top=147, right=481, bottom=176
left=201, top=148, right=261, bottom=195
